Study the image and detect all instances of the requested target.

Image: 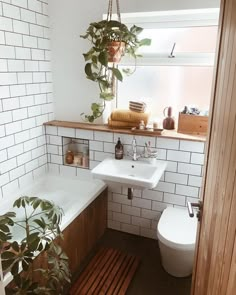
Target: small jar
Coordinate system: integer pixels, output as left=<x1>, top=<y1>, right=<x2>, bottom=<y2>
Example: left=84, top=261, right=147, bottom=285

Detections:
left=82, top=155, right=89, bottom=168
left=74, top=153, right=82, bottom=166
left=153, top=121, right=158, bottom=130
left=65, top=150, right=74, bottom=164
left=139, top=120, right=145, bottom=130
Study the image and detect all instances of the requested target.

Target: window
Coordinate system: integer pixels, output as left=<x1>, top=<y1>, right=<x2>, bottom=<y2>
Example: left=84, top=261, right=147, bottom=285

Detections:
left=114, top=9, right=219, bottom=121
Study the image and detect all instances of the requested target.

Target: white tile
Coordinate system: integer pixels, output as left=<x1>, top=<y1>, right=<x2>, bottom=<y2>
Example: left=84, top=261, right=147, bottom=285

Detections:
left=142, top=189, right=163, bottom=201
left=0, top=150, right=7, bottom=162
left=39, top=61, right=50, bottom=71
left=45, top=125, right=57, bottom=135
left=23, top=35, right=37, bottom=48
left=38, top=37, right=50, bottom=50
left=28, top=0, right=42, bottom=13
left=10, top=85, right=26, bottom=97
left=14, top=130, right=30, bottom=144
left=0, top=125, right=5, bottom=138
left=32, top=48, right=45, bottom=60
left=176, top=184, right=199, bottom=198
left=0, top=158, right=17, bottom=174
left=191, top=153, right=205, bottom=165
left=103, top=142, right=115, bottom=153
left=132, top=197, right=151, bottom=209
left=164, top=193, right=186, bottom=206
left=50, top=154, right=63, bottom=165
left=75, top=129, right=93, bottom=140
left=17, top=151, right=31, bottom=165
left=12, top=108, right=28, bottom=121
left=113, top=193, right=131, bottom=205
left=140, top=228, right=157, bottom=239
left=94, top=151, right=112, bottom=162
left=0, top=45, right=15, bottom=58
left=18, top=172, right=34, bottom=189
left=156, top=138, right=179, bottom=150
left=15, top=47, right=31, bottom=59
left=3, top=3, right=20, bottom=20
left=188, top=175, right=203, bottom=187
left=12, top=0, right=28, bottom=8
left=0, top=135, right=14, bottom=150
left=0, top=16, right=13, bottom=31
left=32, top=146, right=45, bottom=158
left=23, top=138, right=37, bottom=152
left=25, top=61, right=39, bottom=72
left=134, top=135, right=155, bottom=147
left=90, top=140, right=103, bottom=151
left=18, top=73, right=33, bottom=84
left=13, top=19, right=29, bottom=34
left=122, top=205, right=141, bottom=217
left=107, top=183, right=122, bottom=194
left=58, top=127, right=75, bottom=138
left=113, top=212, right=131, bottom=224
left=19, top=95, right=34, bottom=108
left=8, top=60, right=24, bottom=72
left=33, top=73, right=46, bottom=83
left=5, top=32, right=22, bottom=46
left=5, top=121, right=22, bottom=135
left=121, top=223, right=139, bottom=235
left=152, top=200, right=171, bottom=212
left=0, top=173, right=10, bottom=186
left=156, top=148, right=167, bottom=160
left=28, top=105, right=41, bottom=117
left=7, top=143, right=23, bottom=158
left=9, top=165, right=25, bottom=181
left=49, top=135, right=61, bottom=145
left=178, top=163, right=202, bottom=176
left=132, top=216, right=151, bottom=228
left=2, top=179, right=19, bottom=198
left=0, top=73, right=17, bottom=85
left=22, top=117, right=36, bottom=130
left=167, top=150, right=191, bottom=163
left=25, top=158, right=38, bottom=173
left=165, top=172, right=188, bottom=185
left=0, top=111, right=12, bottom=124
left=2, top=97, right=20, bottom=111
left=154, top=181, right=175, bottom=193
left=108, top=202, right=121, bottom=213
left=30, top=23, right=44, bottom=37
left=141, top=209, right=161, bottom=220
left=114, top=133, right=133, bottom=145
left=21, top=8, right=36, bottom=23
left=0, top=86, right=10, bottom=99
left=180, top=140, right=205, bottom=153
left=108, top=220, right=121, bottom=231
left=94, top=131, right=113, bottom=142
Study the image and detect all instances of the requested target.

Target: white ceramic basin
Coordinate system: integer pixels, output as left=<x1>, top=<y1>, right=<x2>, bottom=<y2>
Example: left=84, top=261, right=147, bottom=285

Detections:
left=91, top=158, right=167, bottom=189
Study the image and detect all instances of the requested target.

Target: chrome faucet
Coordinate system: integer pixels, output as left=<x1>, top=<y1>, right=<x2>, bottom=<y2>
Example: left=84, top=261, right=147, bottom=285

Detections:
left=131, top=139, right=140, bottom=161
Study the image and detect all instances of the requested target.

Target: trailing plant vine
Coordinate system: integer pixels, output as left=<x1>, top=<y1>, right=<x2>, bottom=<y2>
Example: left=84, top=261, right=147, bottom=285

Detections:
left=0, top=196, right=71, bottom=295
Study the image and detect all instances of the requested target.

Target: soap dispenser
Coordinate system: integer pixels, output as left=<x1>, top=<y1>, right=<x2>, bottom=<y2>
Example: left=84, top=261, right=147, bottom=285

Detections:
left=115, top=137, right=124, bottom=160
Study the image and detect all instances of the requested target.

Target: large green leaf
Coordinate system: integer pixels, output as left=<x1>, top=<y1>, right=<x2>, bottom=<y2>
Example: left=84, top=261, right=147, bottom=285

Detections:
left=139, top=38, right=152, bottom=46
left=85, top=63, right=93, bottom=77
left=98, top=51, right=108, bottom=67
left=111, top=68, right=123, bottom=82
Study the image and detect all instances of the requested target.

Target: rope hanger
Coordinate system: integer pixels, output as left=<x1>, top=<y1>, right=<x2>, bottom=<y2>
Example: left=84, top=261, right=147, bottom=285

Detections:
left=107, top=0, right=121, bottom=22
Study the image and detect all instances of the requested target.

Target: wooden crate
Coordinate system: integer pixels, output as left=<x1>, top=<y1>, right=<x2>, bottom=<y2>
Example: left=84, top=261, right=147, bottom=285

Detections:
left=177, top=113, right=209, bottom=135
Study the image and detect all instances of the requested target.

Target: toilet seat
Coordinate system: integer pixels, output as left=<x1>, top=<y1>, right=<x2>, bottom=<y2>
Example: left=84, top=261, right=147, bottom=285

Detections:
left=157, top=207, right=197, bottom=251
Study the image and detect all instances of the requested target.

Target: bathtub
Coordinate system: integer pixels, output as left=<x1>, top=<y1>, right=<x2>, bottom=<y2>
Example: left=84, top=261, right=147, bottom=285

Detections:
left=0, top=173, right=107, bottom=287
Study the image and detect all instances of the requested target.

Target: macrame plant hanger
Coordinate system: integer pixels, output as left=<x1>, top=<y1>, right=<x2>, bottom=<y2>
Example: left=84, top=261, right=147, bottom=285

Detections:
left=106, top=0, right=123, bottom=97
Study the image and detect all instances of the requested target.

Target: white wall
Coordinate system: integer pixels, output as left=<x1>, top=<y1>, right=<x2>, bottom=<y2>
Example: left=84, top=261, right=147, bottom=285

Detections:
left=49, top=0, right=220, bottom=122
left=0, top=0, right=53, bottom=199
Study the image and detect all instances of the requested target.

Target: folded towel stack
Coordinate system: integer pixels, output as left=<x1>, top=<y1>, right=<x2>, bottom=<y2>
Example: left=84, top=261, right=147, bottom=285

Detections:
left=108, top=109, right=150, bottom=129
left=129, top=101, right=146, bottom=113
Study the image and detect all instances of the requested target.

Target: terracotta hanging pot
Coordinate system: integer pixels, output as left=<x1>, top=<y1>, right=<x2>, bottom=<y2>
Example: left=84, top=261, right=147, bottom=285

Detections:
left=107, top=41, right=126, bottom=63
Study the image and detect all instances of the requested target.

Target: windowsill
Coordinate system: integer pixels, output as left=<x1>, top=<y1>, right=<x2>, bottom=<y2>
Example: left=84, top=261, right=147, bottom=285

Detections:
left=44, top=120, right=207, bottom=142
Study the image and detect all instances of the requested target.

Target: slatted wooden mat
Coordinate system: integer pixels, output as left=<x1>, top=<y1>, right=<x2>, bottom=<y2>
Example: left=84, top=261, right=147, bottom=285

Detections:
left=70, top=247, right=140, bottom=295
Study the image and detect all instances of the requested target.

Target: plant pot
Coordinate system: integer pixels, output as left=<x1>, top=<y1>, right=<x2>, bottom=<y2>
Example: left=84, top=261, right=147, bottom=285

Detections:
left=107, top=41, right=126, bottom=63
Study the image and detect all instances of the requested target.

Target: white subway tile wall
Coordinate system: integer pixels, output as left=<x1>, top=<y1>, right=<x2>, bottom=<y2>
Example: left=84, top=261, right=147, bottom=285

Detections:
left=0, top=0, right=53, bottom=198
left=45, top=126, right=205, bottom=240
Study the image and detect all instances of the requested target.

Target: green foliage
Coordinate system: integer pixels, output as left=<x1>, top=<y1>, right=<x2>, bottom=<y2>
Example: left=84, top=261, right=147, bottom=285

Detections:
left=80, top=20, right=151, bottom=122
left=0, top=196, right=71, bottom=295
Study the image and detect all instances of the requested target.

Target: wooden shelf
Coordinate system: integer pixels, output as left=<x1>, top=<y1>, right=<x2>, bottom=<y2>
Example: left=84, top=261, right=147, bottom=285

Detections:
left=44, top=120, right=207, bottom=142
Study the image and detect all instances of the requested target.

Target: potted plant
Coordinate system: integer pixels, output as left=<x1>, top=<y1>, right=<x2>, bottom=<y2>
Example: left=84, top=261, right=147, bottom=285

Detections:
left=0, top=196, right=71, bottom=295
left=80, top=19, right=151, bottom=122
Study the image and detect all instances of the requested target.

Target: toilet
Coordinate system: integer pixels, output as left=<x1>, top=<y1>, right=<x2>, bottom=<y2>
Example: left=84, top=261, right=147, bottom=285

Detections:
left=157, top=207, right=198, bottom=277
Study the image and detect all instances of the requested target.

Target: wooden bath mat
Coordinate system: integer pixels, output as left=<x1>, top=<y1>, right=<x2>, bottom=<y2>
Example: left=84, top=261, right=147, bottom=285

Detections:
left=70, top=247, right=140, bottom=295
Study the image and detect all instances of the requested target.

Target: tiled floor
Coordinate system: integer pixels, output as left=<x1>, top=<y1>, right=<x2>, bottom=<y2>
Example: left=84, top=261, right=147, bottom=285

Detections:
left=73, top=229, right=192, bottom=295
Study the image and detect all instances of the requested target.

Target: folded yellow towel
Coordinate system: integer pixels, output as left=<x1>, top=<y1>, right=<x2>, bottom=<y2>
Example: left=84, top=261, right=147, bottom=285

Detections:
left=108, top=117, right=139, bottom=129
left=110, top=109, right=150, bottom=124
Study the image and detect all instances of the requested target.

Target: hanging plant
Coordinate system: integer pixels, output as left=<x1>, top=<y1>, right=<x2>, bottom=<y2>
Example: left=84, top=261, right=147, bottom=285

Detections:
left=0, top=196, right=71, bottom=295
left=80, top=0, right=151, bottom=123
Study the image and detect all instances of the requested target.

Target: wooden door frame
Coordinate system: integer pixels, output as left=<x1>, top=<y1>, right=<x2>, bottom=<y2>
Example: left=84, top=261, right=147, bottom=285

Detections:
left=191, top=0, right=236, bottom=293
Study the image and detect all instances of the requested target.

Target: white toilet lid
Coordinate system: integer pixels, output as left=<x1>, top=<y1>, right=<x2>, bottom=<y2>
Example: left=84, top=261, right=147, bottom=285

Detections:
left=157, top=207, right=198, bottom=250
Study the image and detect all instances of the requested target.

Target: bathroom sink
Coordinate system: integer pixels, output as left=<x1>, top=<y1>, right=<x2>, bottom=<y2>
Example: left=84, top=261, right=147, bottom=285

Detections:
left=91, top=158, right=167, bottom=189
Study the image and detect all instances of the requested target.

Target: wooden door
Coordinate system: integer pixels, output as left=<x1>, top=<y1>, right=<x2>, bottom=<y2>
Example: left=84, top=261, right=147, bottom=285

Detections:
left=192, top=0, right=236, bottom=294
